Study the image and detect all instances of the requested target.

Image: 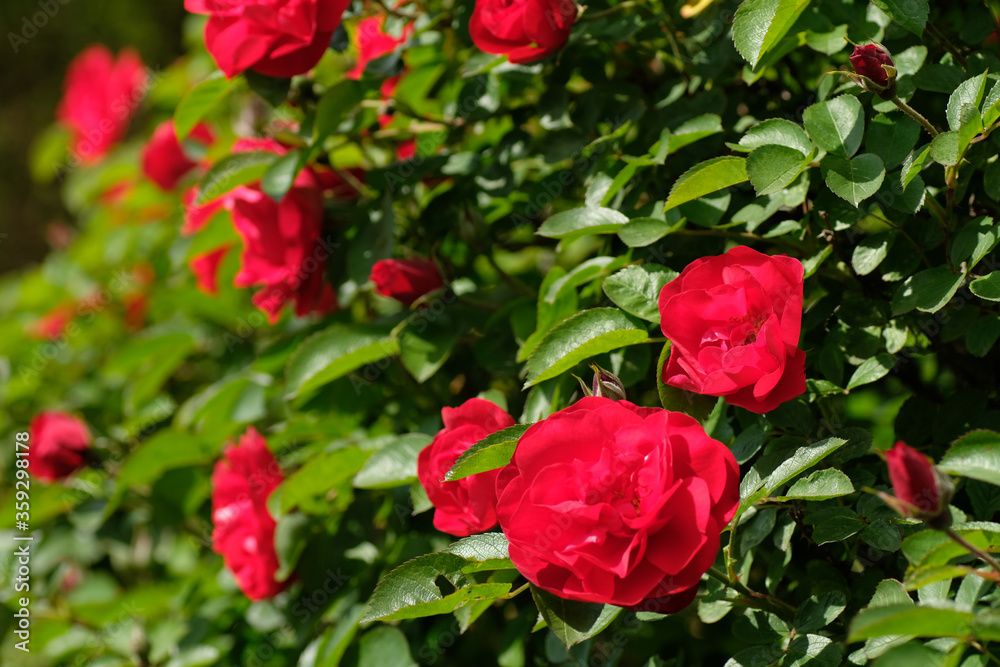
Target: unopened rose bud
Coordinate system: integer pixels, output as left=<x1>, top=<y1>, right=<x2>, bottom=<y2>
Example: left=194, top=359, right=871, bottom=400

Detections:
left=590, top=364, right=626, bottom=401
left=848, top=44, right=897, bottom=100
left=882, top=441, right=954, bottom=529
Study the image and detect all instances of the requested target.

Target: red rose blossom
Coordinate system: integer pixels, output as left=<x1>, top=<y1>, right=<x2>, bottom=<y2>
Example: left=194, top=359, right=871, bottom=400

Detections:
left=658, top=246, right=806, bottom=414
left=142, top=120, right=214, bottom=190
left=495, top=397, right=739, bottom=609
left=371, top=258, right=444, bottom=306
left=185, top=0, right=352, bottom=78
left=885, top=441, right=950, bottom=520
left=469, top=0, right=577, bottom=64
left=348, top=15, right=413, bottom=97
left=418, top=398, right=516, bottom=536
left=28, top=412, right=92, bottom=482
left=211, top=427, right=287, bottom=600
left=57, top=45, right=147, bottom=164
left=849, top=44, right=894, bottom=88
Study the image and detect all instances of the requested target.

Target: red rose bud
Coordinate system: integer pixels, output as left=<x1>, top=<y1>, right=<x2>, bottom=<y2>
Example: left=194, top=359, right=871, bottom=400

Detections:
left=884, top=441, right=954, bottom=528
left=142, top=120, right=214, bottom=191
left=496, top=397, right=739, bottom=608
left=184, top=0, right=352, bottom=78
left=849, top=44, right=897, bottom=99
left=658, top=246, right=806, bottom=414
left=28, top=411, right=92, bottom=482
left=577, top=363, right=627, bottom=401
left=211, top=427, right=287, bottom=600
left=371, top=258, right=445, bottom=307
left=417, top=398, right=516, bottom=536
left=469, top=0, right=577, bottom=64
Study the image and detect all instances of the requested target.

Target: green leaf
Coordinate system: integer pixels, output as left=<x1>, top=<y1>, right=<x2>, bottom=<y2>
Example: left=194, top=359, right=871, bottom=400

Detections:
left=357, top=627, right=417, bottom=667
left=849, top=604, right=976, bottom=642
left=602, top=265, right=678, bottom=323
left=399, top=315, right=464, bottom=383
left=775, top=468, right=854, bottom=501
left=938, top=430, right=1000, bottom=486
left=260, top=150, right=303, bottom=202
left=983, top=79, right=1000, bottom=128
left=929, top=131, right=960, bottom=167
left=853, top=232, right=897, bottom=276
left=363, top=553, right=512, bottom=622
left=866, top=114, right=921, bottom=171
left=196, top=151, right=277, bottom=204
left=950, top=216, right=999, bottom=269
left=958, top=103, right=984, bottom=154
left=244, top=70, right=292, bottom=107
left=313, top=79, right=366, bottom=147
left=891, top=267, right=965, bottom=315
left=732, top=0, right=813, bottom=69
left=747, top=145, right=809, bottom=196
left=947, top=72, right=988, bottom=132
left=353, top=434, right=432, bottom=489
left=967, top=314, right=1000, bottom=357
left=281, top=446, right=371, bottom=513
left=847, top=353, right=897, bottom=390
left=616, top=217, right=682, bottom=247
left=784, top=634, right=842, bottom=667
left=795, top=591, right=847, bottom=634
left=175, top=73, right=238, bottom=140
left=869, top=0, right=929, bottom=35
left=803, top=96, right=864, bottom=157
left=445, top=424, right=532, bottom=481
left=807, top=506, right=865, bottom=544
left=274, top=513, right=311, bottom=580
left=285, top=325, right=399, bottom=401
left=738, top=437, right=847, bottom=517
left=902, top=522, right=1000, bottom=568
left=667, top=114, right=723, bottom=154
left=822, top=153, right=885, bottom=207
left=537, top=207, right=629, bottom=240
left=443, top=533, right=515, bottom=573
left=116, top=431, right=217, bottom=491
left=971, top=272, right=1000, bottom=301
left=736, top=118, right=813, bottom=156
left=530, top=586, right=621, bottom=649
left=664, top=156, right=748, bottom=212
left=524, top=308, right=649, bottom=388
left=104, top=332, right=197, bottom=412
left=901, top=145, right=931, bottom=190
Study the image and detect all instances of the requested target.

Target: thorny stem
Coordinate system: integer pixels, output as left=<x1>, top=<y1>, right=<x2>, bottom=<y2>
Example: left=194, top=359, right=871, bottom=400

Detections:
left=891, top=96, right=939, bottom=138
left=946, top=529, right=1000, bottom=577
left=705, top=567, right=796, bottom=622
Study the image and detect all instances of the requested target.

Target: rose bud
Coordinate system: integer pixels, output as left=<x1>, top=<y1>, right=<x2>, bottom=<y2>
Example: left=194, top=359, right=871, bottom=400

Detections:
left=576, top=363, right=627, bottom=401
left=141, top=120, right=214, bottom=191
left=848, top=44, right=897, bottom=99
left=28, top=411, right=92, bottom=482
left=370, top=258, right=445, bottom=307
left=882, top=441, right=954, bottom=529
left=211, top=427, right=287, bottom=600
left=496, top=397, right=739, bottom=609
left=658, top=246, right=806, bottom=414
left=418, top=398, right=516, bottom=536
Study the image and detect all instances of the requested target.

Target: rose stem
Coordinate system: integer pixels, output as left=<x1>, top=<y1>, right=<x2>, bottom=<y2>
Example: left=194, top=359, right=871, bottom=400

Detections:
left=705, top=567, right=796, bottom=621
left=891, top=96, right=939, bottom=138
left=945, top=528, right=1000, bottom=577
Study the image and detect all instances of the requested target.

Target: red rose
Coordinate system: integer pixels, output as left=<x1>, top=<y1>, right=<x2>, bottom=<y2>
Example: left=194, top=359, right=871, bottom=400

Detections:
left=57, top=45, right=147, bottom=164
left=348, top=15, right=413, bottom=97
left=496, top=397, right=739, bottom=609
left=185, top=0, right=352, bottom=78
left=885, top=441, right=952, bottom=525
left=191, top=245, right=234, bottom=295
left=211, top=427, right=287, bottom=600
left=142, top=120, right=214, bottom=190
left=850, top=44, right=894, bottom=88
left=28, top=412, right=92, bottom=482
left=370, top=258, right=444, bottom=306
left=658, top=246, right=806, bottom=414
left=27, top=303, right=76, bottom=340
left=469, top=0, right=577, bottom=64
left=418, top=398, right=516, bottom=536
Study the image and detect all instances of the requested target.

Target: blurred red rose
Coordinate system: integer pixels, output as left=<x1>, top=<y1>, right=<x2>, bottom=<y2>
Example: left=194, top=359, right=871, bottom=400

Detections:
left=658, top=246, right=806, bottom=414
left=885, top=441, right=951, bottom=521
left=418, top=398, right=515, bottom=536
left=142, top=120, right=214, bottom=190
left=28, top=411, right=92, bottom=482
left=191, top=245, right=234, bottom=295
left=185, top=0, right=352, bottom=78
left=469, top=0, right=577, bottom=64
left=371, top=258, right=444, bottom=306
left=57, top=45, right=147, bottom=164
left=348, top=15, right=413, bottom=97
left=211, top=427, right=286, bottom=600
left=495, top=397, right=739, bottom=609
left=27, top=303, right=76, bottom=340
